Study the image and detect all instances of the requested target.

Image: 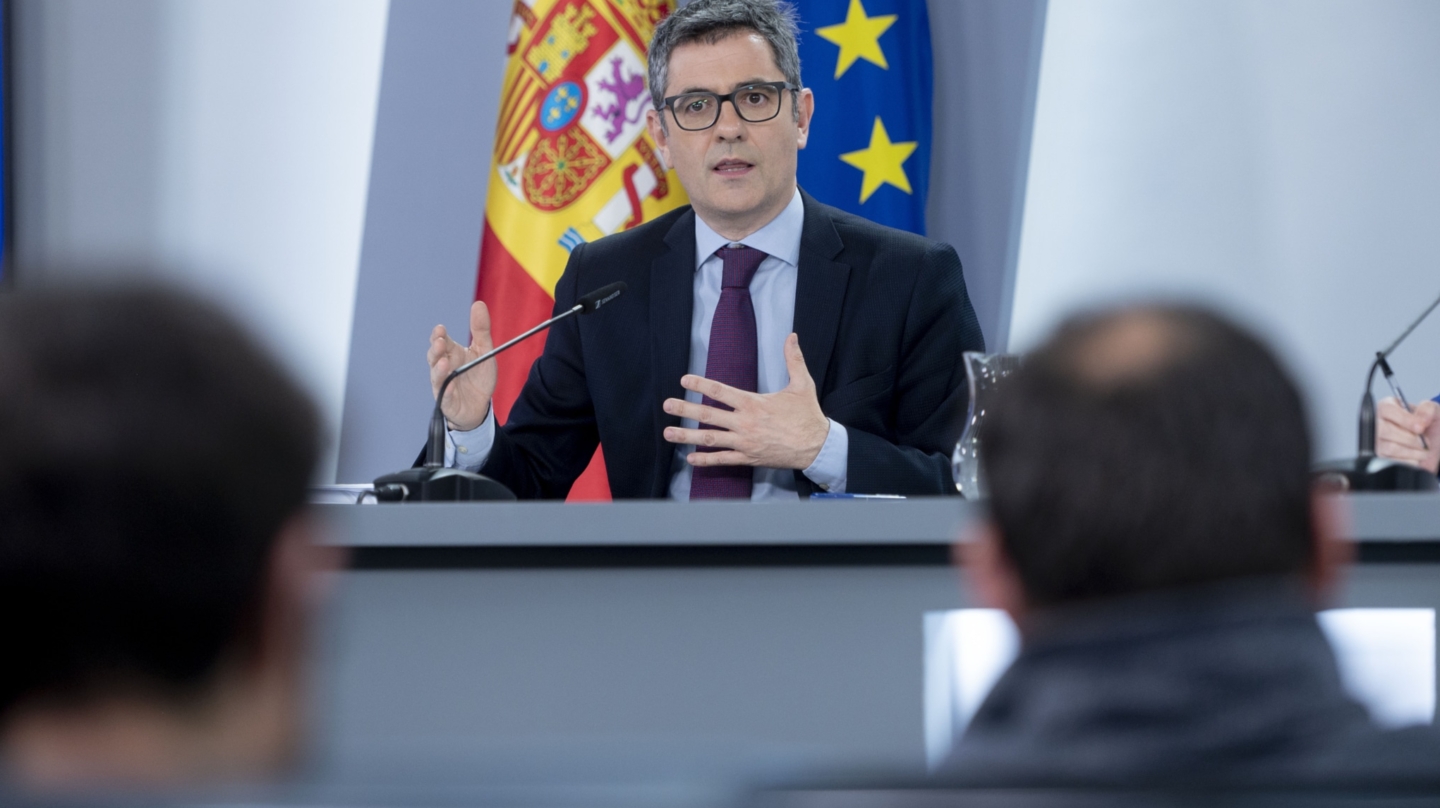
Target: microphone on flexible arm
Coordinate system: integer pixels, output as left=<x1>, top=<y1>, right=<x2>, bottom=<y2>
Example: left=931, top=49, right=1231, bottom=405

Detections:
left=372, top=281, right=627, bottom=502
left=1315, top=287, right=1440, bottom=492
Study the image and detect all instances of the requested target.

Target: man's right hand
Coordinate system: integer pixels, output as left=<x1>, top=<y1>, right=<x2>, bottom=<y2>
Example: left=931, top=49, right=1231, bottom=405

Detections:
left=427, top=300, right=497, bottom=432
left=1376, top=396, right=1440, bottom=474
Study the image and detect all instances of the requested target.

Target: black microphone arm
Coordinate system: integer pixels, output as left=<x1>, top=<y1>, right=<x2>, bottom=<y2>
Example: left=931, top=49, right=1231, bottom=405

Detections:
left=425, top=281, right=626, bottom=466
left=1381, top=290, right=1440, bottom=360
left=1358, top=286, right=1440, bottom=457
left=373, top=281, right=625, bottom=502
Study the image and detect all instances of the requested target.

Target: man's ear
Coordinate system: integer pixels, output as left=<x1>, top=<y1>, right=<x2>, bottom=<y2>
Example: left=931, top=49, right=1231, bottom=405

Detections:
left=646, top=109, right=671, bottom=167
left=1309, top=491, right=1353, bottom=606
left=223, top=512, right=345, bottom=774
left=251, top=513, right=345, bottom=675
left=795, top=88, right=815, bottom=149
left=954, top=517, right=1028, bottom=623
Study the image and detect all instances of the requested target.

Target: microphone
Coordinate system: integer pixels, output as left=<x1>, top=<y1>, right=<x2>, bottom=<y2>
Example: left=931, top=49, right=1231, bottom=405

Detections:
left=424, top=281, right=626, bottom=467
left=373, top=281, right=627, bottom=502
left=1316, top=287, right=1440, bottom=492
left=577, top=281, right=627, bottom=312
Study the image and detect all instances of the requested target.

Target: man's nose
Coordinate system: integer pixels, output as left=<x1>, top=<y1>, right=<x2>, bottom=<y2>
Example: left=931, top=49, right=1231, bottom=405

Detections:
left=713, top=99, right=746, bottom=139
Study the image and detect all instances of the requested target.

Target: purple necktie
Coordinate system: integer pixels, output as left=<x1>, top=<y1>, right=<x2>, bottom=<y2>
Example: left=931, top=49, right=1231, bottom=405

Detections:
left=689, top=245, right=766, bottom=500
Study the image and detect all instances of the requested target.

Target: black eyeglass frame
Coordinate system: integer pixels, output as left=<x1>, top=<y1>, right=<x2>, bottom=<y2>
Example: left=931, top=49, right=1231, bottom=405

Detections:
left=660, top=81, right=801, bottom=131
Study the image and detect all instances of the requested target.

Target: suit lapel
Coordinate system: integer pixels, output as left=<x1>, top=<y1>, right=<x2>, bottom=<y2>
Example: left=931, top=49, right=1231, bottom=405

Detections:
left=649, top=208, right=697, bottom=497
left=792, top=189, right=850, bottom=399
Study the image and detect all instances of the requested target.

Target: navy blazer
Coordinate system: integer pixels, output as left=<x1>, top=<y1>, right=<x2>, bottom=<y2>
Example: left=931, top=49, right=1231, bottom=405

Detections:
left=478, top=189, right=985, bottom=499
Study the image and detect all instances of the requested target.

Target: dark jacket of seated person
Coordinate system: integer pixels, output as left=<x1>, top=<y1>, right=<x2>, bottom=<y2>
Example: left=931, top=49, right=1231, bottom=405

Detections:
left=943, top=306, right=1440, bottom=788
left=0, top=284, right=332, bottom=794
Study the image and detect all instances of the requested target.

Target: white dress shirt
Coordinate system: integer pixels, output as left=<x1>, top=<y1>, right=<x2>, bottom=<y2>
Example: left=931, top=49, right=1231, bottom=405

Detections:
left=446, top=187, right=848, bottom=499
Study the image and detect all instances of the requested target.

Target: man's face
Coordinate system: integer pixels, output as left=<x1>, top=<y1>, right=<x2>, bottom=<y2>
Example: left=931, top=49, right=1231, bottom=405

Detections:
left=646, top=32, right=814, bottom=236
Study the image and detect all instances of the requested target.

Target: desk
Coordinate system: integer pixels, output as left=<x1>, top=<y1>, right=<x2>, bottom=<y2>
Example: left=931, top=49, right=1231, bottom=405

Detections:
left=313, top=495, right=1440, bottom=772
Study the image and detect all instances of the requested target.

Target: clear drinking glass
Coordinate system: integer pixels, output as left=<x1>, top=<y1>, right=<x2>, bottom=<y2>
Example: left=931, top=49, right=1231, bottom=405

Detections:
left=952, top=351, right=1022, bottom=498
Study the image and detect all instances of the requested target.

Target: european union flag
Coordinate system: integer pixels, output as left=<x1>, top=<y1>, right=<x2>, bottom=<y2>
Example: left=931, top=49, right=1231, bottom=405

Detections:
left=795, top=0, right=932, bottom=234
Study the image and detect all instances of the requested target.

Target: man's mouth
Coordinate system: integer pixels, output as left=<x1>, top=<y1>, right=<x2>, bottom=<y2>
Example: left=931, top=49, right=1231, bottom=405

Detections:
left=712, top=159, right=754, bottom=175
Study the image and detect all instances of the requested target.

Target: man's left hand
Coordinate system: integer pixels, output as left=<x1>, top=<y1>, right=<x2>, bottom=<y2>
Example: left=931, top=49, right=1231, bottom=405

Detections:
left=662, top=333, right=830, bottom=470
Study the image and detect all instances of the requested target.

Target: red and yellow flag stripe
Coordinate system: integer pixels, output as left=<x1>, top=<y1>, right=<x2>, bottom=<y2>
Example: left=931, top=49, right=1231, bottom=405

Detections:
left=475, top=0, right=687, bottom=500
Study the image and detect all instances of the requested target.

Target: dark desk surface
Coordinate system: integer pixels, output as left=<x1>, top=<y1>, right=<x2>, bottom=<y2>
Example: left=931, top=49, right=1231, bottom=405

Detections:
left=317, top=494, right=1440, bottom=568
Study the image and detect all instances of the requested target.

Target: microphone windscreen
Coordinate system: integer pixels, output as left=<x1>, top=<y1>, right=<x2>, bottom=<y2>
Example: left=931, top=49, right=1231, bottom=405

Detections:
left=577, top=281, right=627, bottom=314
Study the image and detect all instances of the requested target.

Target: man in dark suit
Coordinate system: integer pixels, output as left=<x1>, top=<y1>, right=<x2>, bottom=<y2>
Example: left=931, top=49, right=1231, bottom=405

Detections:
left=427, top=0, right=983, bottom=500
left=946, top=305, right=1440, bottom=787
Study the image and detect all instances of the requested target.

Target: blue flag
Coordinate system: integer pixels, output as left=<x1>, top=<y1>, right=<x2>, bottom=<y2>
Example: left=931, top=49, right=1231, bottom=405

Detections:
left=794, top=0, right=932, bottom=234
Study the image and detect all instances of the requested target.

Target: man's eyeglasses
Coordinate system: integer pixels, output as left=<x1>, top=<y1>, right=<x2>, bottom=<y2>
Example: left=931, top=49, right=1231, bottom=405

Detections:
left=660, top=81, right=800, bottom=131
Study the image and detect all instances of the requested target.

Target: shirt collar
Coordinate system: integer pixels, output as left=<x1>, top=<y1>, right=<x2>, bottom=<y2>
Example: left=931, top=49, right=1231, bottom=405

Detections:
left=693, top=187, right=804, bottom=270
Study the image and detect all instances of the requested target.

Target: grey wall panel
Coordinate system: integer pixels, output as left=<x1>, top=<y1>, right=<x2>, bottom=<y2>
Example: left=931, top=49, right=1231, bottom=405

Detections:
left=925, top=0, right=1047, bottom=351
left=10, top=0, right=169, bottom=274
left=335, top=0, right=512, bottom=482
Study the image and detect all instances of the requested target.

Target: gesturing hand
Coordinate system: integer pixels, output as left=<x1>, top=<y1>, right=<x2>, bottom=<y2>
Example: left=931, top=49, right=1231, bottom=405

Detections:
left=427, top=300, right=497, bottom=432
left=662, top=333, right=831, bottom=470
left=1377, top=396, right=1440, bottom=474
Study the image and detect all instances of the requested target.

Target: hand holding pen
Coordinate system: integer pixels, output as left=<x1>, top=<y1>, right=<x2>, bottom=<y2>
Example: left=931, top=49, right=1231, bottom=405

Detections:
left=1382, top=375, right=1428, bottom=450
left=1376, top=395, right=1440, bottom=474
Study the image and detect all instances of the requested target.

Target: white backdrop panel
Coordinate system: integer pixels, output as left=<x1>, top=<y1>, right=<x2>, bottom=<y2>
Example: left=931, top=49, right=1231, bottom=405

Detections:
left=155, top=0, right=390, bottom=482
left=1011, top=0, right=1440, bottom=460
left=13, top=0, right=390, bottom=483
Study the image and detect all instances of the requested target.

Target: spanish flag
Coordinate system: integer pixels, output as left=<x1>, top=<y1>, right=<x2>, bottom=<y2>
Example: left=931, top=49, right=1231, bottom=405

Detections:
left=475, top=0, right=686, bottom=501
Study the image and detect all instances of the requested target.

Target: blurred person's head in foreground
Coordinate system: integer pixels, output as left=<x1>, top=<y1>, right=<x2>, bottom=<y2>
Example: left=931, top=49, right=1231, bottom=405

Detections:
left=0, top=283, right=332, bottom=792
left=964, top=304, right=1346, bottom=622
left=942, top=305, right=1440, bottom=787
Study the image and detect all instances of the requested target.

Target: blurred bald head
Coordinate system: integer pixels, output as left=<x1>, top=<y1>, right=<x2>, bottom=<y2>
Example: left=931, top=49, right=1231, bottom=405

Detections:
left=1063, top=309, right=1205, bottom=388
left=979, top=305, right=1316, bottom=607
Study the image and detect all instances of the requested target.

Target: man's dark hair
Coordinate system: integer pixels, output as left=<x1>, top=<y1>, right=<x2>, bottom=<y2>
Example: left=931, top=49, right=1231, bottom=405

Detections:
left=0, top=283, right=320, bottom=716
left=980, top=306, right=1315, bottom=606
left=648, top=0, right=803, bottom=120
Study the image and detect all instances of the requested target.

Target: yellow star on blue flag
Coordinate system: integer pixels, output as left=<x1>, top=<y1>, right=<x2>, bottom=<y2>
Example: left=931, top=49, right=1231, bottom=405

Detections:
left=797, top=0, right=931, bottom=233
left=816, top=0, right=897, bottom=79
left=840, top=117, right=918, bottom=203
